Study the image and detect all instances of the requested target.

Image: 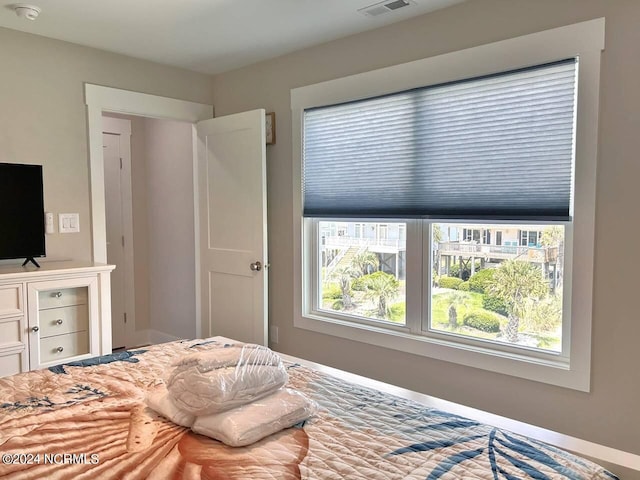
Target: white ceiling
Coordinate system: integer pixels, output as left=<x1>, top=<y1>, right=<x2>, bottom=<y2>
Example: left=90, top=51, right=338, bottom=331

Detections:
left=0, top=0, right=464, bottom=75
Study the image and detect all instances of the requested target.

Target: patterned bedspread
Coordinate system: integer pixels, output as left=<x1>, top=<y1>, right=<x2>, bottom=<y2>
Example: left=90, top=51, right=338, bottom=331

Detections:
left=0, top=338, right=618, bottom=479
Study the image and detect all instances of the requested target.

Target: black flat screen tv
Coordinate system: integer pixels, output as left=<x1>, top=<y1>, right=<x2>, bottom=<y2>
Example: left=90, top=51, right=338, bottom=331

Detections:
left=0, top=163, right=45, bottom=267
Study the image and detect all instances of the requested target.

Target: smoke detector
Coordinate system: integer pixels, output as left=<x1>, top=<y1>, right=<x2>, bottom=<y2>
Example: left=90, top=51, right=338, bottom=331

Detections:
left=13, top=4, right=41, bottom=20
left=358, top=0, right=415, bottom=17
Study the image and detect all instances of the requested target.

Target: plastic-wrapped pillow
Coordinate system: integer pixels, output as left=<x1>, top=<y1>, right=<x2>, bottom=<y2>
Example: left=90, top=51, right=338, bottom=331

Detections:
left=166, top=344, right=288, bottom=415
left=145, top=385, right=195, bottom=428
left=191, top=388, right=317, bottom=447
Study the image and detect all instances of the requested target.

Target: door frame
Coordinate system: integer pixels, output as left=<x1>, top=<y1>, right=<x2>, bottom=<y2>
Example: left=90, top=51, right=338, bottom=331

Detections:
left=85, top=84, right=213, bottom=343
left=102, top=116, right=135, bottom=348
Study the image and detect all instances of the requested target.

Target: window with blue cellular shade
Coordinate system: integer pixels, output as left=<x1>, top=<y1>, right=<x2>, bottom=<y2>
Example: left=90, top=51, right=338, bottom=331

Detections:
left=302, top=58, right=577, bottom=220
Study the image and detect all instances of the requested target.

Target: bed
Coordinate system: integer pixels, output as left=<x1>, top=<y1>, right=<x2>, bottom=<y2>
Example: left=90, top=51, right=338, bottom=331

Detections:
left=0, top=337, right=619, bottom=479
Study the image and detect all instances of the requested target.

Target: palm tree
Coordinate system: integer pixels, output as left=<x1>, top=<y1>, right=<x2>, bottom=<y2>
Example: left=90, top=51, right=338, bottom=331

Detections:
left=351, top=250, right=379, bottom=276
left=364, top=271, right=399, bottom=318
left=487, top=260, right=548, bottom=342
left=540, top=226, right=563, bottom=247
left=331, top=266, right=358, bottom=309
left=445, top=291, right=469, bottom=328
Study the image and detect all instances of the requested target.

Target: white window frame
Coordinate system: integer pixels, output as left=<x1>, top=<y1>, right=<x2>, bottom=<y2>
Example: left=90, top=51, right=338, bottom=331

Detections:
left=291, top=19, right=604, bottom=391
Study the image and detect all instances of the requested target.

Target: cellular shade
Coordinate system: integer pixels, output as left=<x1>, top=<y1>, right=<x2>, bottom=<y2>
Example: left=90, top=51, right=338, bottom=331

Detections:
left=303, top=59, right=577, bottom=220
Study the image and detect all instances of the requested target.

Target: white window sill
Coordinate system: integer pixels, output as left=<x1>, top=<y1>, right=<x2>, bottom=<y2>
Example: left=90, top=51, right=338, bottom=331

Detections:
left=295, top=313, right=589, bottom=391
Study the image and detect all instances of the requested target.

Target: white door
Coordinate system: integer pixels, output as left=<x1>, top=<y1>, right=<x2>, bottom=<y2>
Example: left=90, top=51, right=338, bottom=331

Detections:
left=196, top=109, right=268, bottom=346
left=102, top=117, right=134, bottom=349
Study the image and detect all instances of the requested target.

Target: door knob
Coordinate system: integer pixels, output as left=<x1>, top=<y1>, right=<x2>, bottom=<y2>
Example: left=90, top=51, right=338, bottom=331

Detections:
left=31, top=326, right=39, bottom=332
left=250, top=261, right=262, bottom=272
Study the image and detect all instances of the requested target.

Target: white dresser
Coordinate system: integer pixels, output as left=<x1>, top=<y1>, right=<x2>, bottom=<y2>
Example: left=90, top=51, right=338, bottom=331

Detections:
left=0, top=262, right=115, bottom=376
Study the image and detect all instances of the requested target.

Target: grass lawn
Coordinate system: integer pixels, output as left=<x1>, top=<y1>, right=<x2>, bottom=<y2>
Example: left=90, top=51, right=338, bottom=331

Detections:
left=431, top=289, right=484, bottom=326
left=323, top=283, right=561, bottom=351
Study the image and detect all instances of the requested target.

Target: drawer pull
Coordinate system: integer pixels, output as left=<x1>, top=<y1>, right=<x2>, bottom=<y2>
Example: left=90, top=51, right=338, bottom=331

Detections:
left=56, top=346, right=64, bottom=353
left=53, top=292, right=63, bottom=298
left=55, top=319, right=63, bottom=325
left=31, top=326, right=39, bottom=332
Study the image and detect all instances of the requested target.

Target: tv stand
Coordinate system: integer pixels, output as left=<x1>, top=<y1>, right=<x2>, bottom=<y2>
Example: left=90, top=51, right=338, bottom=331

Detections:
left=0, top=261, right=115, bottom=376
left=22, top=257, right=41, bottom=268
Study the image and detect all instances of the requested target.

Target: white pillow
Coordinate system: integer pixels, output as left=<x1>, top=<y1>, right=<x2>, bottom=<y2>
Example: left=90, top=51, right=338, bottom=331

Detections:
left=191, top=388, right=317, bottom=447
left=166, top=344, right=289, bottom=415
left=145, top=385, right=195, bottom=428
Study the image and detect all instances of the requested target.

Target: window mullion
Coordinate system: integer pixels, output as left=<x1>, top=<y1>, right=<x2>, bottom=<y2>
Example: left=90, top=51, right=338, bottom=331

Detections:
left=405, top=219, right=423, bottom=334
left=421, top=220, right=433, bottom=334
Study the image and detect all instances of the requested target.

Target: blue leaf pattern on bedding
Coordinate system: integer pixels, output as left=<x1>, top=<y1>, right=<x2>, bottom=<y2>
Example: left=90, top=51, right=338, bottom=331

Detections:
left=1, top=384, right=107, bottom=411
left=189, top=340, right=235, bottom=348
left=529, top=438, right=592, bottom=471
left=498, top=431, right=585, bottom=479
left=387, top=424, right=600, bottom=479
left=493, top=444, right=551, bottom=479
left=387, top=434, right=487, bottom=456
left=48, top=350, right=148, bottom=374
left=427, top=448, right=485, bottom=480
left=414, top=419, right=482, bottom=431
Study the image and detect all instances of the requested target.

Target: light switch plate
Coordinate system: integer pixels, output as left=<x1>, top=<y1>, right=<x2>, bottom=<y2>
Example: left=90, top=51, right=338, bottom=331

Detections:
left=45, top=212, right=55, bottom=234
left=58, top=213, right=80, bottom=233
left=269, top=325, right=279, bottom=344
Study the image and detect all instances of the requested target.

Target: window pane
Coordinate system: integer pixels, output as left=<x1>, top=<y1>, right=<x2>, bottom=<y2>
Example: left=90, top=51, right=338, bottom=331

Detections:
left=431, top=223, right=564, bottom=352
left=319, top=221, right=406, bottom=325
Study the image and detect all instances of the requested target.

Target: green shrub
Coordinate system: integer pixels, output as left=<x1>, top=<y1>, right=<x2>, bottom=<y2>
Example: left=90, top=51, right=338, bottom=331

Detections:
left=331, top=299, right=344, bottom=310
left=482, top=294, right=509, bottom=316
left=448, top=260, right=482, bottom=281
left=322, top=283, right=342, bottom=300
left=351, top=276, right=367, bottom=291
left=458, top=281, right=470, bottom=291
left=468, top=268, right=496, bottom=293
left=438, top=276, right=464, bottom=290
left=448, top=264, right=462, bottom=278
left=463, top=310, right=503, bottom=333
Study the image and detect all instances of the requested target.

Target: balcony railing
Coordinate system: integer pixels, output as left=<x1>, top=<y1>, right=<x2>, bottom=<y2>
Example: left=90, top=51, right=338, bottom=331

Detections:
left=322, top=235, right=405, bottom=249
left=436, top=242, right=559, bottom=263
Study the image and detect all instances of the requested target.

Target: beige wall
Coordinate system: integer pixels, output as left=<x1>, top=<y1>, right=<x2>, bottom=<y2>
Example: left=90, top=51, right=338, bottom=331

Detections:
left=129, top=116, right=150, bottom=334
left=142, top=117, right=196, bottom=340
left=0, top=27, right=213, bottom=263
left=105, top=114, right=196, bottom=340
left=211, top=0, right=640, bottom=455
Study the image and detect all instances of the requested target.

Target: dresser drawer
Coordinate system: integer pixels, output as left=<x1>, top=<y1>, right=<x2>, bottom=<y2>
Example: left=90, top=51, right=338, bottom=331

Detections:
left=39, top=306, right=89, bottom=338
left=40, top=331, right=89, bottom=364
left=0, top=285, right=23, bottom=317
left=39, top=288, right=88, bottom=310
left=0, top=316, right=23, bottom=344
left=0, top=351, right=23, bottom=378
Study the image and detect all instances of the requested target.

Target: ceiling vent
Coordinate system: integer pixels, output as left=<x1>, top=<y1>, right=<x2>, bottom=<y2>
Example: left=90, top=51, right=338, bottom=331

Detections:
left=358, top=0, right=415, bottom=17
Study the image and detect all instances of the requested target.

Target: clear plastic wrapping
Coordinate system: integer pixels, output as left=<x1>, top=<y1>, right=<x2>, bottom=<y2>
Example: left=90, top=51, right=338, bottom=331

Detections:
left=145, top=385, right=195, bottom=428
left=191, top=387, right=318, bottom=447
left=166, top=344, right=289, bottom=416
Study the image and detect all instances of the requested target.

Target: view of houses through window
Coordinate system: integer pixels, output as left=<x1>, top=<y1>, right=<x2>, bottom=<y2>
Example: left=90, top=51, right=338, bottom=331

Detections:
left=319, top=221, right=564, bottom=352
left=432, top=223, right=564, bottom=352
left=319, top=221, right=407, bottom=325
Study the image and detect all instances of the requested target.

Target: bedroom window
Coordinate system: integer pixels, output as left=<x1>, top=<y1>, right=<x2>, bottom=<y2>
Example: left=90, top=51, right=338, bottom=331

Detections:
left=292, top=19, right=604, bottom=391
left=430, top=223, right=565, bottom=353
left=318, top=221, right=407, bottom=325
